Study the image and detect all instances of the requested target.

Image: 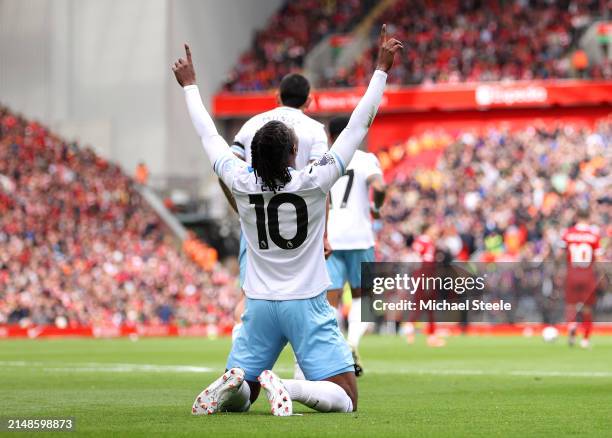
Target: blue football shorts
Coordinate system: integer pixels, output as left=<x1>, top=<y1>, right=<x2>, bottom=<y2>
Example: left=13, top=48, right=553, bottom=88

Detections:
left=326, top=247, right=375, bottom=290
left=227, top=292, right=354, bottom=382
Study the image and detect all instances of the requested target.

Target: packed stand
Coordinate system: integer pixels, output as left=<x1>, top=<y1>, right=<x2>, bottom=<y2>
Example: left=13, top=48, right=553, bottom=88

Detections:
left=324, top=0, right=610, bottom=87
left=222, top=0, right=376, bottom=92
left=377, top=119, right=611, bottom=264
left=376, top=120, right=611, bottom=322
left=0, top=106, right=239, bottom=328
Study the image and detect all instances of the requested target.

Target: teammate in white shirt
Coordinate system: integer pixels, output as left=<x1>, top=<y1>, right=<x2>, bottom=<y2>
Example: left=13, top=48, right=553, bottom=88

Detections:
left=172, top=25, right=402, bottom=416
left=325, top=116, right=387, bottom=376
left=230, top=74, right=328, bottom=168
left=225, top=74, right=330, bottom=343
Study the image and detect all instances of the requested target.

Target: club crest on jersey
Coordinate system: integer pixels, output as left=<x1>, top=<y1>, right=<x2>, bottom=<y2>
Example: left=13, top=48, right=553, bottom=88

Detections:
left=314, top=153, right=335, bottom=167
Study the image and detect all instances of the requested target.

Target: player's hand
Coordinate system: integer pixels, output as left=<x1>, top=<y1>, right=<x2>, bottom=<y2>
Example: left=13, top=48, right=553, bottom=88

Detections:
left=375, top=24, right=403, bottom=73
left=324, top=234, right=333, bottom=259
left=172, top=43, right=196, bottom=87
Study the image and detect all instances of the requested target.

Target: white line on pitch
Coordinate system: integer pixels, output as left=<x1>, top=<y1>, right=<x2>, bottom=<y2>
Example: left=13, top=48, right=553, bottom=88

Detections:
left=0, top=361, right=214, bottom=373
left=1, top=361, right=612, bottom=378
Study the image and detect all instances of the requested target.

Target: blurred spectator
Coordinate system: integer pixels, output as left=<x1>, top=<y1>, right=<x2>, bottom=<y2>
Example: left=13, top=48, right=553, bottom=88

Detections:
left=0, top=106, right=240, bottom=328
left=135, top=161, right=149, bottom=186
left=323, top=0, right=610, bottom=87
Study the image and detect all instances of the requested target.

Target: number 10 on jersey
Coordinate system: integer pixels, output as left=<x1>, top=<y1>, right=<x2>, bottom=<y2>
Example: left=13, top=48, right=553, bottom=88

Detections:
left=249, top=194, right=308, bottom=250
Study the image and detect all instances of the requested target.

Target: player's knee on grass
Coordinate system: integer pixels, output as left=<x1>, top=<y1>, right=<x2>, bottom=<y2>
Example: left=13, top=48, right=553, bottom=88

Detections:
left=325, top=371, right=358, bottom=411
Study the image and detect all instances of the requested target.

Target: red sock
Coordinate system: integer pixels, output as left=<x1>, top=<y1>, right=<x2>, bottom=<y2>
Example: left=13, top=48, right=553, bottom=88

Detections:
left=582, top=313, right=593, bottom=340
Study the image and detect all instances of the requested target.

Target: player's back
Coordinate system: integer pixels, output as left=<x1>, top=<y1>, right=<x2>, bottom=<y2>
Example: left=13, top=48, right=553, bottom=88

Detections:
left=327, top=150, right=381, bottom=250
left=562, top=223, right=600, bottom=270
left=226, top=152, right=342, bottom=300
left=183, top=54, right=391, bottom=301
left=413, top=235, right=436, bottom=263
left=233, top=107, right=327, bottom=169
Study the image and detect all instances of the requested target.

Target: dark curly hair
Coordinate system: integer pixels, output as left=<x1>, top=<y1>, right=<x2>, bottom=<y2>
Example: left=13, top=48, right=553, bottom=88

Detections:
left=279, top=73, right=310, bottom=108
left=251, top=121, right=296, bottom=192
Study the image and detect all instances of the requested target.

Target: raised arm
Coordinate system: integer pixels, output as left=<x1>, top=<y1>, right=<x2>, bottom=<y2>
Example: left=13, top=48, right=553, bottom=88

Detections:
left=172, top=43, right=231, bottom=167
left=329, top=25, right=402, bottom=167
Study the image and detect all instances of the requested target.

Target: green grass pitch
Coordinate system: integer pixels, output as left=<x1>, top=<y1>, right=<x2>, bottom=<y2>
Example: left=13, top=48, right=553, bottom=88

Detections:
left=1, top=335, right=612, bottom=437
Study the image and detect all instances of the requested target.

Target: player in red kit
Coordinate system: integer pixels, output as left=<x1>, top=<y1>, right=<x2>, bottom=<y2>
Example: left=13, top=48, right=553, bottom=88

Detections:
left=405, top=225, right=446, bottom=347
left=413, top=232, right=436, bottom=263
left=560, top=210, right=602, bottom=348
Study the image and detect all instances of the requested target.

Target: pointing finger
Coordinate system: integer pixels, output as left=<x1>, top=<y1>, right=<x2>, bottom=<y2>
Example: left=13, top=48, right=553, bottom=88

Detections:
left=184, top=43, right=192, bottom=63
left=379, top=24, right=387, bottom=46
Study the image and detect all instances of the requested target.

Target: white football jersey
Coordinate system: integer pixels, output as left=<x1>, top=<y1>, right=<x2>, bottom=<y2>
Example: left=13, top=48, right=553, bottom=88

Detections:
left=215, top=151, right=346, bottom=300
left=231, top=106, right=328, bottom=169
left=327, top=150, right=382, bottom=250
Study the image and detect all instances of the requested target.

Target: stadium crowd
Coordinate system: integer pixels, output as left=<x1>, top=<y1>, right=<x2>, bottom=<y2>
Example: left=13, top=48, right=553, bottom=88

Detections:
left=326, top=0, right=609, bottom=87
left=222, top=0, right=376, bottom=91
left=220, top=0, right=608, bottom=91
left=0, top=107, right=239, bottom=328
left=377, top=119, right=612, bottom=264
left=1, top=113, right=609, bottom=327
